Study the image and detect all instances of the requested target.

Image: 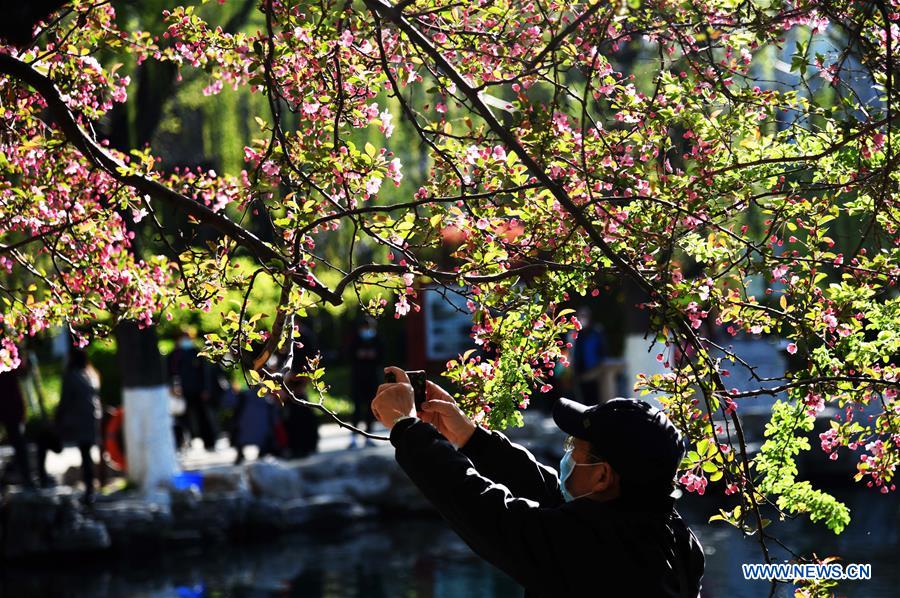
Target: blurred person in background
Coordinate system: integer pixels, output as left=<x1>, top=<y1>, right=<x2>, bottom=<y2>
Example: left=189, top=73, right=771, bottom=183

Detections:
left=54, top=347, right=102, bottom=505
left=346, top=316, right=383, bottom=448
left=0, top=354, right=34, bottom=488
left=168, top=330, right=219, bottom=451
left=282, top=318, right=321, bottom=458
left=572, top=306, right=608, bottom=405
left=231, top=382, right=282, bottom=465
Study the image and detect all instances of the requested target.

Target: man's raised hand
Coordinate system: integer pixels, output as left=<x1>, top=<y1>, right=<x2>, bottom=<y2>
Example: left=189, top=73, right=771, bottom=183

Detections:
left=420, top=381, right=476, bottom=448
left=370, top=366, right=415, bottom=430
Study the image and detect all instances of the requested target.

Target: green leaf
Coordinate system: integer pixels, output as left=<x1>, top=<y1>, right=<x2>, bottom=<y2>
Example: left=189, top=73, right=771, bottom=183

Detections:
left=697, top=438, right=710, bottom=457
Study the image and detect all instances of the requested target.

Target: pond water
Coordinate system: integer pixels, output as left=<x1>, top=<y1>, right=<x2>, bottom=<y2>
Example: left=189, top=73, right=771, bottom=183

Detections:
left=1, top=486, right=896, bottom=597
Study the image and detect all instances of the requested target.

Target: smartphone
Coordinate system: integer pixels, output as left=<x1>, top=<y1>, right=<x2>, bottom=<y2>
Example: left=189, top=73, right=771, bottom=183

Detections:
left=407, top=370, right=426, bottom=410
left=385, top=369, right=427, bottom=410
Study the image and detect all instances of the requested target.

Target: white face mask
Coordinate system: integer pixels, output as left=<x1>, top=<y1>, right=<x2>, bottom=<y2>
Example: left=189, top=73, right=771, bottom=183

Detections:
left=179, top=338, right=194, bottom=350
left=359, top=328, right=376, bottom=340
left=559, top=449, right=603, bottom=502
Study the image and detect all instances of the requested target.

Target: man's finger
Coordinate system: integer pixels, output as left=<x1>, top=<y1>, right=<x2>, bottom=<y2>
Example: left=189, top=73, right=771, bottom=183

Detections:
left=371, top=389, right=388, bottom=409
left=376, top=382, right=411, bottom=395
left=383, top=366, right=410, bottom=384
left=425, top=380, right=455, bottom=402
left=422, top=399, right=458, bottom=414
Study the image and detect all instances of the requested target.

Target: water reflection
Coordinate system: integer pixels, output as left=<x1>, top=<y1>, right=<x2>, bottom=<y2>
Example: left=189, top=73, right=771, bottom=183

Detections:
left=1, top=487, right=895, bottom=597
left=1, top=517, right=521, bottom=598
left=678, top=485, right=899, bottom=597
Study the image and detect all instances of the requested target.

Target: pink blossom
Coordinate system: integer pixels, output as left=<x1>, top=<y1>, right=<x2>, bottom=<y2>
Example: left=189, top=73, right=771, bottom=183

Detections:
left=0, top=339, right=20, bottom=373
left=261, top=160, right=280, bottom=177
left=132, top=207, right=149, bottom=223
left=804, top=392, right=825, bottom=417
left=380, top=109, right=394, bottom=137
left=387, top=158, right=403, bottom=185
left=679, top=472, right=708, bottom=495
left=202, top=79, right=223, bottom=96
left=395, top=295, right=410, bottom=317
left=365, top=176, right=383, bottom=196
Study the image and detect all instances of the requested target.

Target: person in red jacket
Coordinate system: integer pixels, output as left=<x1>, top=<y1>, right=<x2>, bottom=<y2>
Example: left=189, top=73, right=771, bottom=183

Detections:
left=371, top=366, right=704, bottom=598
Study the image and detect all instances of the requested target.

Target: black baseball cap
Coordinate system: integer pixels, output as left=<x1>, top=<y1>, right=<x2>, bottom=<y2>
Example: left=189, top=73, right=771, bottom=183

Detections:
left=553, top=397, right=685, bottom=496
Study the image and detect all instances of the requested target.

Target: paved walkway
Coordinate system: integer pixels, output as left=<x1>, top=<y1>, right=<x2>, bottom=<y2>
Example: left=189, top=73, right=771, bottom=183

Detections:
left=43, top=422, right=389, bottom=477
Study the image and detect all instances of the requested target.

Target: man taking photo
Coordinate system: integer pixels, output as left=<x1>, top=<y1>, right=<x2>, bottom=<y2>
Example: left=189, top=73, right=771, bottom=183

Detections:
left=371, top=366, right=705, bottom=597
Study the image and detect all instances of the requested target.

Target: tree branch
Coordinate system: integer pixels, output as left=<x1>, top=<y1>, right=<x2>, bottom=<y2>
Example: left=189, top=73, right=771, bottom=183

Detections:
left=366, top=0, right=774, bottom=557
left=0, top=53, right=343, bottom=305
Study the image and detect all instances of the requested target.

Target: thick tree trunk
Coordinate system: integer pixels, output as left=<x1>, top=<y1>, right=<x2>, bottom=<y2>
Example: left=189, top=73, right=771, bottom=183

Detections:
left=106, top=55, right=181, bottom=497
left=2, top=0, right=259, bottom=494
left=115, top=321, right=178, bottom=496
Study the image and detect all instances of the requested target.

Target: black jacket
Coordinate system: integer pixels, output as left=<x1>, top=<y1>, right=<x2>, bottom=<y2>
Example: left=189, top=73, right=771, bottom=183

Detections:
left=391, top=419, right=705, bottom=597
